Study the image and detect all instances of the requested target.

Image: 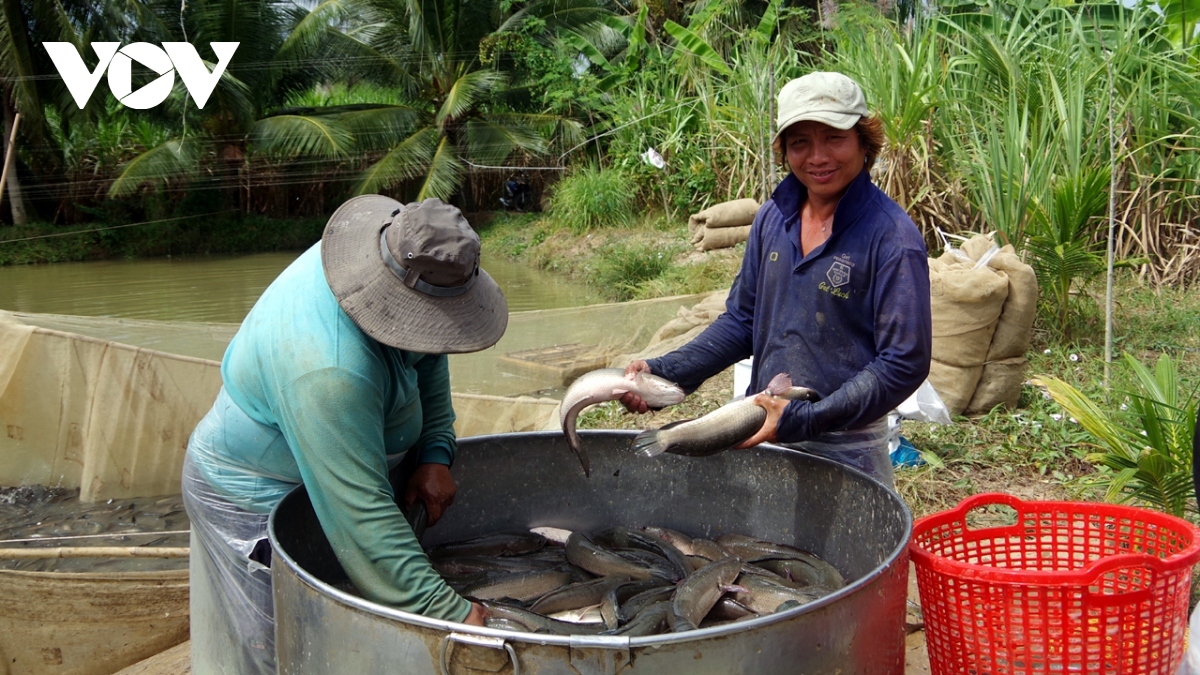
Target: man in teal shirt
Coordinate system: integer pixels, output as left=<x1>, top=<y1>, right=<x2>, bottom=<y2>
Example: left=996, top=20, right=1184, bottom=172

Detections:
left=182, top=196, right=508, bottom=674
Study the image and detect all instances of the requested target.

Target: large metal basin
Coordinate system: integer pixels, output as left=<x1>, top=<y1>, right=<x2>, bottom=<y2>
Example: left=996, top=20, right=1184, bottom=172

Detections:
left=269, top=430, right=912, bottom=674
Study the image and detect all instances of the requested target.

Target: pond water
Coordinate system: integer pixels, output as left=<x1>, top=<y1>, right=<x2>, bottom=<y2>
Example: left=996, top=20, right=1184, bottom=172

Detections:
left=0, top=250, right=600, bottom=321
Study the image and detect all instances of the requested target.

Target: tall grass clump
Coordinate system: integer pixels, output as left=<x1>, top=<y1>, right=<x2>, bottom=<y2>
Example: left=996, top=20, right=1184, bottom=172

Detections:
left=548, top=166, right=638, bottom=234
left=590, top=240, right=680, bottom=300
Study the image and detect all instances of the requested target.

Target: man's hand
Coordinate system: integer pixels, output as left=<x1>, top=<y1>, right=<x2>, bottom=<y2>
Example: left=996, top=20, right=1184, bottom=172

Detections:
left=463, top=602, right=488, bottom=626
left=405, top=463, right=457, bottom=526
left=733, top=393, right=790, bottom=449
left=619, top=360, right=653, bottom=414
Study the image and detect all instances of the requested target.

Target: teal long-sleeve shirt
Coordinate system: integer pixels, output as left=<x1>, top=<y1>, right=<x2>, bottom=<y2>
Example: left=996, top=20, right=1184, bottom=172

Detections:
left=192, top=242, right=470, bottom=622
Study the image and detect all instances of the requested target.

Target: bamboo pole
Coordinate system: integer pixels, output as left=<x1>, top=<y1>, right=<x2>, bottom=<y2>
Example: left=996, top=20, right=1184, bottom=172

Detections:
left=0, top=112, right=20, bottom=211
left=0, top=546, right=189, bottom=560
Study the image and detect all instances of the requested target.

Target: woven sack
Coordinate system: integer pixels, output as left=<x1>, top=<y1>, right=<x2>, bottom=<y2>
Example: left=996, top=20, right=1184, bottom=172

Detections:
left=929, top=254, right=1009, bottom=368
left=687, top=198, right=760, bottom=235
left=984, top=252, right=1038, bottom=361
left=927, top=358, right=983, bottom=417
left=695, top=225, right=752, bottom=251
left=964, top=357, right=1028, bottom=415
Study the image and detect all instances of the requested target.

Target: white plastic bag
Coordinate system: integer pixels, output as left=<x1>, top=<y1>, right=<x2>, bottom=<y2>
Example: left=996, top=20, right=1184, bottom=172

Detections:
left=896, top=379, right=953, bottom=425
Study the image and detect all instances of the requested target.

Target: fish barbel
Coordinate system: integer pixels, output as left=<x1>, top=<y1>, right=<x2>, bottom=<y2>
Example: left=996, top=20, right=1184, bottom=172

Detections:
left=560, top=368, right=685, bottom=476
left=631, top=373, right=818, bottom=458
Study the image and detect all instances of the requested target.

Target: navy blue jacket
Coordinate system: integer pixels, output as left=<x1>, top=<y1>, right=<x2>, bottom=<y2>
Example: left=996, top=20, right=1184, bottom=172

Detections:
left=647, top=169, right=932, bottom=442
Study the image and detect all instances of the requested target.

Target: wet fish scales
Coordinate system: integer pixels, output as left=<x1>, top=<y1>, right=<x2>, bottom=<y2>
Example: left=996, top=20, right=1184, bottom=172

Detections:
left=481, top=602, right=608, bottom=635
left=428, top=531, right=547, bottom=560
left=460, top=569, right=574, bottom=603
left=592, top=526, right=690, bottom=581
left=560, top=368, right=685, bottom=477
left=639, top=525, right=694, bottom=555
left=565, top=532, right=663, bottom=580
left=528, top=576, right=630, bottom=616
left=670, top=556, right=743, bottom=632
left=731, top=574, right=832, bottom=615
left=631, top=374, right=818, bottom=458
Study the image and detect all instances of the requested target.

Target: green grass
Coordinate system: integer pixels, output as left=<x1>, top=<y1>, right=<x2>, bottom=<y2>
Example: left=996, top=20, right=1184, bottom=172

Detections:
left=547, top=166, right=638, bottom=235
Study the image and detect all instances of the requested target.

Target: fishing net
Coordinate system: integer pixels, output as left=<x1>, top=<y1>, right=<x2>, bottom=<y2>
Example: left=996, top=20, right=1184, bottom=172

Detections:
left=0, top=291, right=721, bottom=502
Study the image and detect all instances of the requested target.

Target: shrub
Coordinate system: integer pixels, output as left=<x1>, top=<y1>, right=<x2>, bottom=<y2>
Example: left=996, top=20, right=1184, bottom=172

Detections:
left=548, top=166, right=637, bottom=234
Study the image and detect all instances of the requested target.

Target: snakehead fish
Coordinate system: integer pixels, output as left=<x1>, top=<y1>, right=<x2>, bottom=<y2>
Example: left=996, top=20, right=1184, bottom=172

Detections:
left=560, top=368, right=685, bottom=476
left=632, top=373, right=818, bottom=458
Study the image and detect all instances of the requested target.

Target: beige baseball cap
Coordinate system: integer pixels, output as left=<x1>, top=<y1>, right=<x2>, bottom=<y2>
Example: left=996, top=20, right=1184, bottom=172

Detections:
left=774, top=72, right=869, bottom=142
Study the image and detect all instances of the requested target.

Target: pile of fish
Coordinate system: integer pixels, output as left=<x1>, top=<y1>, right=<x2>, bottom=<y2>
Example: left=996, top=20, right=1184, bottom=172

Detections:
left=0, top=485, right=190, bottom=573
left=428, top=525, right=845, bottom=635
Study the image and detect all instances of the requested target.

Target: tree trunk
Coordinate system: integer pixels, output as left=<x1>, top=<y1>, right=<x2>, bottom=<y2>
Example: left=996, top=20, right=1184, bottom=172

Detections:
left=3, top=100, right=28, bottom=225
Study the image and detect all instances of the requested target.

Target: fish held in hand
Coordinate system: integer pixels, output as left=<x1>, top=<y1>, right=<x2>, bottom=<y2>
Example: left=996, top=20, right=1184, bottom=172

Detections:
left=560, top=368, right=685, bottom=476
left=632, top=373, right=817, bottom=459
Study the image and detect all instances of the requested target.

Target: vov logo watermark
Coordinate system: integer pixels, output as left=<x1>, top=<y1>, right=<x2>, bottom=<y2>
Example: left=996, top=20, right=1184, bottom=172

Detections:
left=44, top=42, right=239, bottom=110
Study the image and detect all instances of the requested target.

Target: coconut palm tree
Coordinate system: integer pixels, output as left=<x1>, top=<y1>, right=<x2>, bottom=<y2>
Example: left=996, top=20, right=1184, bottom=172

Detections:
left=250, top=0, right=610, bottom=204
left=0, top=0, right=130, bottom=221
left=108, top=0, right=294, bottom=203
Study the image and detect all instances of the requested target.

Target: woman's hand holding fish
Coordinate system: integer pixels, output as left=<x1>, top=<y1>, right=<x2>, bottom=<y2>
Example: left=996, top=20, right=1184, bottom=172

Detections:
left=464, top=602, right=489, bottom=626
left=620, top=361, right=653, bottom=413
left=732, top=393, right=790, bottom=449
left=405, top=463, right=457, bottom=526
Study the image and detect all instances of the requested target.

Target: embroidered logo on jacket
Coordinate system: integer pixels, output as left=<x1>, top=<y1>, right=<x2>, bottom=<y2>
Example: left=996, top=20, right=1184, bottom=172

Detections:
left=819, top=255, right=854, bottom=300
left=826, top=260, right=851, bottom=287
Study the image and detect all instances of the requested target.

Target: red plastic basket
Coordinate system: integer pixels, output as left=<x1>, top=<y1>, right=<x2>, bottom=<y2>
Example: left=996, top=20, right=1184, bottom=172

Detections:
left=910, top=493, right=1200, bottom=675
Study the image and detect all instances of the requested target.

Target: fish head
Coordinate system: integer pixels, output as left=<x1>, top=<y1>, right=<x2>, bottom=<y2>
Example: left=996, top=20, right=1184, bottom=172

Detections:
left=634, top=374, right=687, bottom=407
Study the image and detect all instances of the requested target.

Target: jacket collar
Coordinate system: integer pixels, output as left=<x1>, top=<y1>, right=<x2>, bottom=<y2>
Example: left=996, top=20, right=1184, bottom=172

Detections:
left=771, top=168, right=874, bottom=233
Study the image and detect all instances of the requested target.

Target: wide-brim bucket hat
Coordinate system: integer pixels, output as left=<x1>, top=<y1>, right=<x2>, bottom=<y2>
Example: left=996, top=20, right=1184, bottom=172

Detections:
left=321, top=195, right=508, bottom=354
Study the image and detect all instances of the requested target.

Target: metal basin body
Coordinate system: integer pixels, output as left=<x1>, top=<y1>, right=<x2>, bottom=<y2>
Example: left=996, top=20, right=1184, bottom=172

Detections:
left=269, top=430, right=912, bottom=674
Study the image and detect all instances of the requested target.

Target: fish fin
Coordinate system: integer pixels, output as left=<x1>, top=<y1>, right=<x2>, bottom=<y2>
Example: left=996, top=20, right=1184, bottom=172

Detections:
left=764, top=373, right=793, bottom=396
left=631, top=430, right=667, bottom=458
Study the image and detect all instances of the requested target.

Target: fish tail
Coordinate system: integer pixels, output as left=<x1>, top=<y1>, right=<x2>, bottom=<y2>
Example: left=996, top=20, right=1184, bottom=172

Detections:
left=631, top=430, right=667, bottom=458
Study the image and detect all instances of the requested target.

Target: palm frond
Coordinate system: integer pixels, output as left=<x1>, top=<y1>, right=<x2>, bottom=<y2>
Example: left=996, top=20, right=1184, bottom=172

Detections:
left=436, top=70, right=506, bottom=127
left=1038, top=350, right=1198, bottom=517
left=108, top=138, right=204, bottom=197
left=339, top=105, right=426, bottom=150
left=1035, top=375, right=1144, bottom=459
left=501, top=0, right=613, bottom=36
left=278, top=0, right=353, bottom=61
left=464, top=118, right=546, bottom=165
left=251, top=114, right=355, bottom=158
left=354, top=126, right=439, bottom=195
left=414, top=135, right=464, bottom=200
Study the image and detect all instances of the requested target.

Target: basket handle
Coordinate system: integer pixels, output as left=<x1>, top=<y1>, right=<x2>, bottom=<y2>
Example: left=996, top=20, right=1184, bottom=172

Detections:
left=1080, top=553, right=1166, bottom=607
left=950, top=492, right=1028, bottom=534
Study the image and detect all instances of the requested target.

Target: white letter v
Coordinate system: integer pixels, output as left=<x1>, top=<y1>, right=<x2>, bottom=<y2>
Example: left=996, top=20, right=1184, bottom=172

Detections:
left=45, top=43, right=120, bottom=109
left=163, top=42, right=239, bottom=109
